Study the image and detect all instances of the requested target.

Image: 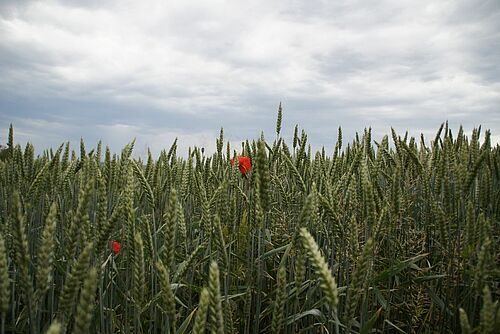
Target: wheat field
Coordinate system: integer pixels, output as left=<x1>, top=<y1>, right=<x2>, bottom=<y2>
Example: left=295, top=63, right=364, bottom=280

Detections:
left=0, top=113, right=499, bottom=333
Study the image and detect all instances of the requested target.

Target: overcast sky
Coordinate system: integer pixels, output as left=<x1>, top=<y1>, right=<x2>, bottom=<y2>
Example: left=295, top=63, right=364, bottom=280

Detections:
left=1, top=0, right=499, bottom=156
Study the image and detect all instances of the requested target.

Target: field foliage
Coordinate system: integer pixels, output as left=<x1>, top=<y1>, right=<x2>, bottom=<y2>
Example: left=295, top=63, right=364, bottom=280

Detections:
left=0, top=113, right=499, bottom=333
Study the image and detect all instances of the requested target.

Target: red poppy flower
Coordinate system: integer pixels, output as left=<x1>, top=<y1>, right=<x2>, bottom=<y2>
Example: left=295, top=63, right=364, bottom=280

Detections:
left=231, top=156, right=252, bottom=175
left=109, top=240, right=122, bottom=254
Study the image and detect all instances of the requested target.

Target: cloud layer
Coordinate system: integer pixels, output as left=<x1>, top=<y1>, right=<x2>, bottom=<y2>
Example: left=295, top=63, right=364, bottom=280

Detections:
left=1, top=0, right=499, bottom=156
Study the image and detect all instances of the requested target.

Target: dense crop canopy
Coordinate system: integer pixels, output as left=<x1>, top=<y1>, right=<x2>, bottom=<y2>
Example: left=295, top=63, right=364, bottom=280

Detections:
left=0, top=116, right=499, bottom=333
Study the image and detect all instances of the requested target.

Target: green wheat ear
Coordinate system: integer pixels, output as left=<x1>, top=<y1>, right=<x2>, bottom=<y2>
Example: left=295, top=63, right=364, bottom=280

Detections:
left=256, top=138, right=271, bottom=212
left=57, top=242, right=93, bottom=323
left=35, top=202, right=58, bottom=303
left=294, top=247, right=306, bottom=296
left=213, top=215, right=228, bottom=269
left=192, top=288, right=210, bottom=334
left=96, top=202, right=122, bottom=256
left=44, top=320, right=62, bottom=334
left=176, top=198, right=187, bottom=246
left=479, top=286, right=495, bottom=334
left=0, top=232, right=10, bottom=318
left=208, top=261, right=224, bottom=334
left=163, top=188, right=178, bottom=271
left=156, top=260, right=176, bottom=330
left=271, top=266, right=287, bottom=334
left=459, top=308, right=471, bottom=334
left=11, top=192, right=34, bottom=314
left=133, top=232, right=145, bottom=307
left=345, top=237, right=374, bottom=331
left=276, top=102, right=283, bottom=136
left=299, top=228, right=338, bottom=311
left=73, top=267, right=98, bottom=334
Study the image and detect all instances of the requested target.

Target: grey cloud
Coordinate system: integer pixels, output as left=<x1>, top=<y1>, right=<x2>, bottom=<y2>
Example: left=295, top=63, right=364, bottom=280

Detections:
left=0, top=0, right=499, bottom=154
